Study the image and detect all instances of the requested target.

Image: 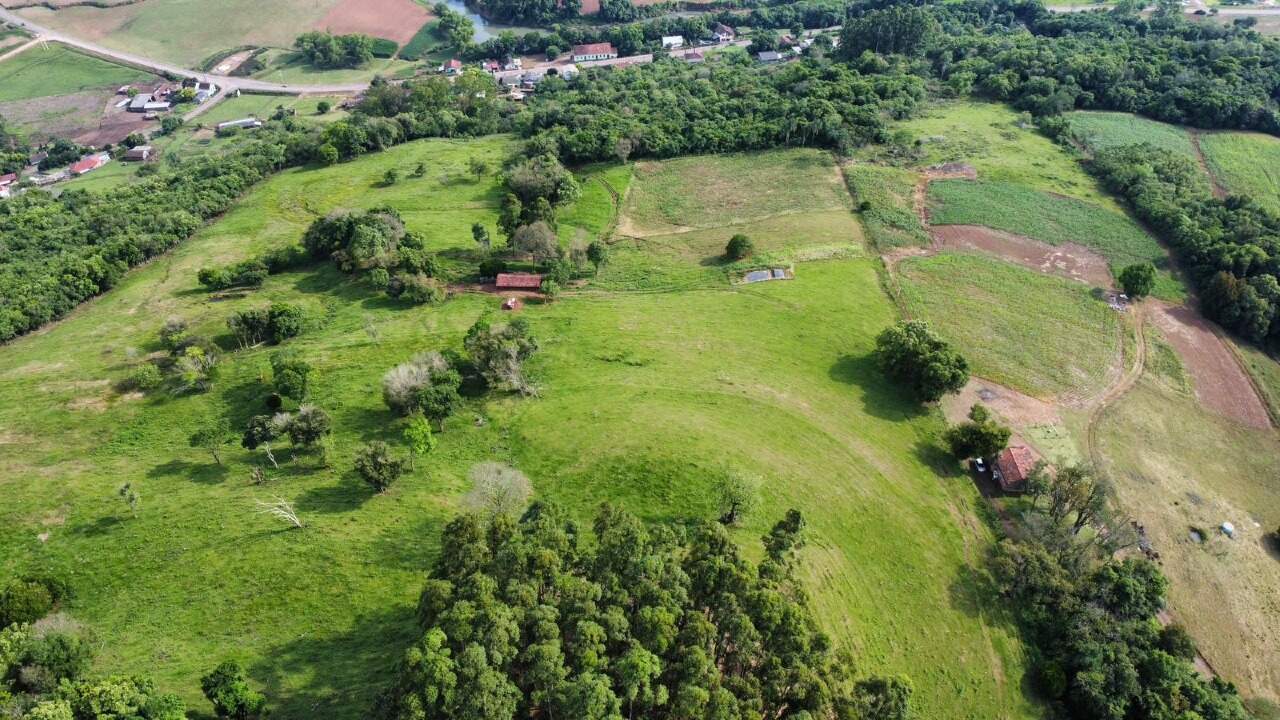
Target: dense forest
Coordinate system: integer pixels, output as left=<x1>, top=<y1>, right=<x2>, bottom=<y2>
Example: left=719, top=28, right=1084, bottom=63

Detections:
left=375, top=503, right=913, bottom=720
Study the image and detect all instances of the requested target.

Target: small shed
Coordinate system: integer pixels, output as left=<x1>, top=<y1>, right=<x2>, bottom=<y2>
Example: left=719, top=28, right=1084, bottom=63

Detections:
left=496, top=273, right=544, bottom=290
left=124, top=145, right=153, bottom=162
left=994, top=446, right=1038, bottom=493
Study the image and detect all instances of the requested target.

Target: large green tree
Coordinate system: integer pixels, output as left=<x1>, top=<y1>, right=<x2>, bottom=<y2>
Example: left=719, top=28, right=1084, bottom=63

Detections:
left=873, top=320, right=969, bottom=402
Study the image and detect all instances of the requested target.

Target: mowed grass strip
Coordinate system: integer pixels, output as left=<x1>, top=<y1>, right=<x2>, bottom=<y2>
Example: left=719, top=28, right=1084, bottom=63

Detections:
left=1199, top=131, right=1280, bottom=215
left=0, top=44, right=152, bottom=103
left=844, top=163, right=929, bottom=249
left=1066, top=111, right=1198, bottom=159
left=898, top=252, right=1121, bottom=398
left=622, top=148, right=851, bottom=235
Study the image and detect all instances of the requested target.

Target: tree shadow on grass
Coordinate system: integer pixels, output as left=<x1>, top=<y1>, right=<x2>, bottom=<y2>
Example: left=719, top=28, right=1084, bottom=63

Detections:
left=294, top=473, right=372, bottom=514
left=370, top=509, right=450, bottom=572
left=148, top=458, right=230, bottom=484
left=827, top=353, right=929, bottom=422
left=70, top=515, right=123, bottom=537
left=249, top=606, right=417, bottom=720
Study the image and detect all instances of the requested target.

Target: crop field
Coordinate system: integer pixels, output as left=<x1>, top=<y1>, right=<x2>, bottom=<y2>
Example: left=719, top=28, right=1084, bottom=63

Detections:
left=1199, top=131, right=1280, bottom=214
left=1096, top=356, right=1280, bottom=704
left=927, top=179, right=1184, bottom=300
left=0, top=140, right=1035, bottom=719
left=0, top=44, right=150, bottom=103
left=15, top=0, right=346, bottom=67
left=897, top=252, right=1123, bottom=399
left=1066, top=110, right=1199, bottom=159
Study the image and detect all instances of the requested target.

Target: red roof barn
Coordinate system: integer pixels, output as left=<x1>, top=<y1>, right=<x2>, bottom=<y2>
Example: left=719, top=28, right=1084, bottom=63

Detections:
left=69, top=154, right=109, bottom=176
left=994, top=446, right=1038, bottom=493
left=496, top=273, right=544, bottom=290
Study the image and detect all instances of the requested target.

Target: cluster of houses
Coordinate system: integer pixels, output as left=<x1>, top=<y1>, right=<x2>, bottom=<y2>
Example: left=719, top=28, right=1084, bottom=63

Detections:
left=756, top=33, right=828, bottom=64
left=116, top=79, right=221, bottom=120
left=435, top=23, right=745, bottom=98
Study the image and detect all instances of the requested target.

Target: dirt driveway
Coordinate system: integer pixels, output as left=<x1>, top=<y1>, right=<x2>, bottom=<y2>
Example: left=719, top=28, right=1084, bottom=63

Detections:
left=1149, top=302, right=1271, bottom=429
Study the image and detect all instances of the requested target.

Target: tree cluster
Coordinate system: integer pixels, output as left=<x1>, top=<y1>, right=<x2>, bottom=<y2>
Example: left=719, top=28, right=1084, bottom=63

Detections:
left=294, top=31, right=375, bottom=69
left=227, top=302, right=306, bottom=348
left=518, top=56, right=924, bottom=164
left=374, top=503, right=913, bottom=720
left=197, top=243, right=309, bottom=291
left=1090, top=144, right=1280, bottom=345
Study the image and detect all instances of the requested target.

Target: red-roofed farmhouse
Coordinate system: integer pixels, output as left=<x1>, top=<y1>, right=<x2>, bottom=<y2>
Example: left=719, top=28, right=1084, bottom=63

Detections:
left=496, top=273, right=544, bottom=290
left=994, top=445, right=1038, bottom=493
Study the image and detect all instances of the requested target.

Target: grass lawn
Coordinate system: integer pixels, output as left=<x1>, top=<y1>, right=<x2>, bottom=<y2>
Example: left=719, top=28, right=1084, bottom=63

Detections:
left=0, top=44, right=151, bottom=103
left=1097, top=361, right=1280, bottom=703
left=897, top=252, right=1122, bottom=399
left=843, top=163, right=929, bottom=249
left=1066, top=111, right=1199, bottom=160
left=927, top=179, right=1184, bottom=300
left=0, top=139, right=1036, bottom=720
left=251, top=49, right=420, bottom=85
left=1199, top=131, right=1280, bottom=215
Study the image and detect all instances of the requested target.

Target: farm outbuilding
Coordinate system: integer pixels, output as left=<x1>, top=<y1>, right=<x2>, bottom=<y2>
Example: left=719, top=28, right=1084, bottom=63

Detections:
left=993, top=446, right=1038, bottom=493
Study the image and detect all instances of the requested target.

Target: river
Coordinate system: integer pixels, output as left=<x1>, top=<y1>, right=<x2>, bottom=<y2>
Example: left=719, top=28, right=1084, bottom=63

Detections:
left=436, top=0, right=538, bottom=42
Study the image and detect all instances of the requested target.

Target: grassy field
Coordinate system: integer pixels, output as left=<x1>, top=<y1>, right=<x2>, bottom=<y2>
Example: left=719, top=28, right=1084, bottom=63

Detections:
left=15, top=0, right=345, bottom=68
left=927, top=179, right=1184, bottom=300
left=249, top=49, right=420, bottom=85
left=878, top=100, right=1124, bottom=208
left=843, top=163, right=929, bottom=249
left=897, top=252, right=1123, bottom=399
left=1097, top=352, right=1280, bottom=704
left=1199, top=131, right=1280, bottom=214
left=0, top=44, right=150, bottom=103
left=1066, top=111, right=1199, bottom=159
left=0, top=140, right=1036, bottom=719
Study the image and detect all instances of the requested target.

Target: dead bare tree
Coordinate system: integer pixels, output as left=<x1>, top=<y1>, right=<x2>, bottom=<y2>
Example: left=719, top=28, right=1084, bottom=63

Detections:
left=255, top=496, right=303, bottom=529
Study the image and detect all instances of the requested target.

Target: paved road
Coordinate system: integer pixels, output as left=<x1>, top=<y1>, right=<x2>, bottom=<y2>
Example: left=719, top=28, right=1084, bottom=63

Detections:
left=0, top=6, right=367, bottom=95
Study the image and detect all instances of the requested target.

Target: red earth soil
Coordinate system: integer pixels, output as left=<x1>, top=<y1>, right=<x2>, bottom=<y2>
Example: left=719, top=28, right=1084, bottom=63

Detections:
left=314, top=0, right=432, bottom=45
left=931, top=224, right=1115, bottom=289
left=1149, top=302, right=1271, bottom=429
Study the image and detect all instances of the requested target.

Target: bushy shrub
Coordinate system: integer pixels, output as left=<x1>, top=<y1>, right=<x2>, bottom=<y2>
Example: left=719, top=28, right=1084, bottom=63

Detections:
left=123, top=363, right=164, bottom=392
left=382, top=353, right=450, bottom=415
left=270, top=351, right=311, bottom=401
left=387, top=273, right=445, bottom=305
left=201, top=660, right=266, bottom=719
left=0, top=579, right=54, bottom=627
left=725, top=234, right=754, bottom=260
left=354, top=441, right=406, bottom=492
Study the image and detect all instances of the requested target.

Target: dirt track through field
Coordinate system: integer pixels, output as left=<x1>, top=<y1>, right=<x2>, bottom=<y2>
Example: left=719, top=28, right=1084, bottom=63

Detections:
left=314, top=0, right=431, bottom=45
left=1149, top=303, right=1271, bottom=428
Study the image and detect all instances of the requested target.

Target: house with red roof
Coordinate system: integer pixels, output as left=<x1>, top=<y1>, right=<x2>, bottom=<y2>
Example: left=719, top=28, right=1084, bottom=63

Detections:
left=572, top=42, right=618, bottom=62
left=993, top=445, right=1039, bottom=493
left=69, top=153, right=110, bottom=177
left=496, top=273, right=544, bottom=290
left=442, top=59, right=463, bottom=75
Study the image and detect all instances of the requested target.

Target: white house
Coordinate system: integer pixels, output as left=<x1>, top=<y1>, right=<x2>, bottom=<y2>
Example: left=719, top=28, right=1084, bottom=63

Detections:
left=661, top=35, right=684, bottom=49
left=571, top=42, right=618, bottom=62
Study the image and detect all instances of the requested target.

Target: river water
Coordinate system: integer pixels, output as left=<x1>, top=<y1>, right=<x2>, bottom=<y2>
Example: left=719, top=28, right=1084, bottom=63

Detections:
left=437, top=0, right=536, bottom=42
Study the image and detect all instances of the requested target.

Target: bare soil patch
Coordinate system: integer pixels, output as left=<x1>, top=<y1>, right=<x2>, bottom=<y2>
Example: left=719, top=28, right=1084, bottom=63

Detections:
left=931, top=224, right=1115, bottom=289
left=944, top=377, right=1061, bottom=427
left=314, top=0, right=432, bottom=45
left=1149, top=303, right=1271, bottom=429
left=212, top=49, right=254, bottom=74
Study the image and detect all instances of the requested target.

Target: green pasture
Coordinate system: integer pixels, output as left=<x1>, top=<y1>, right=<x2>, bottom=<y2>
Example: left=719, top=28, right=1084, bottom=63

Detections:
left=897, top=252, right=1123, bottom=399
left=0, top=44, right=150, bottom=103
left=1066, top=111, right=1198, bottom=159
left=0, top=139, right=1035, bottom=720
left=1199, top=131, right=1280, bottom=215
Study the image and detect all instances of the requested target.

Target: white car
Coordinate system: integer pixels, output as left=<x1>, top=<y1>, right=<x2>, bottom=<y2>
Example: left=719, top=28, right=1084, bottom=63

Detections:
left=972, top=458, right=988, bottom=474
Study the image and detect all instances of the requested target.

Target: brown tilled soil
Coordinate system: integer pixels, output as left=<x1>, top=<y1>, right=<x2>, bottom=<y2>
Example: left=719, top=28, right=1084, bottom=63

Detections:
left=1149, top=302, right=1271, bottom=429
left=930, top=224, right=1115, bottom=289
left=314, top=0, right=432, bottom=45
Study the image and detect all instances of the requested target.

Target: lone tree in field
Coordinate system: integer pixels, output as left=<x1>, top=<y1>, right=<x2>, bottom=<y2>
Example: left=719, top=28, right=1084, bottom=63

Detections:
left=587, top=240, right=610, bottom=275
left=873, top=320, right=969, bottom=402
left=725, top=234, right=754, bottom=261
left=944, top=404, right=1012, bottom=461
left=715, top=471, right=760, bottom=526
left=465, top=317, right=539, bottom=395
left=1119, top=262, right=1156, bottom=299
left=465, top=461, right=533, bottom=518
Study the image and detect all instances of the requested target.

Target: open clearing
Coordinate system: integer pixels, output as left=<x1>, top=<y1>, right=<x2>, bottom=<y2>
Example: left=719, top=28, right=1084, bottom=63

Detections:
left=0, top=43, right=151, bottom=103
left=1066, top=111, right=1199, bottom=159
left=1097, top=354, right=1280, bottom=704
left=0, top=140, right=1034, bottom=719
left=897, top=252, right=1123, bottom=400
left=1198, top=131, right=1280, bottom=215
left=313, top=0, right=431, bottom=46
left=1148, top=303, right=1271, bottom=429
